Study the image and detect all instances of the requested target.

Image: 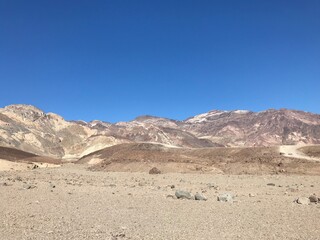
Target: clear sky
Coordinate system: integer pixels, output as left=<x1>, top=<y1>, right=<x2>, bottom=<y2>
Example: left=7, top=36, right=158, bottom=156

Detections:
left=0, top=0, right=319, bottom=122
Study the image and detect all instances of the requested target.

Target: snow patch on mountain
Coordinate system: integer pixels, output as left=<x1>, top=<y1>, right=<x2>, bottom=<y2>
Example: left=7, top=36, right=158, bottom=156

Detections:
left=233, top=110, right=250, bottom=114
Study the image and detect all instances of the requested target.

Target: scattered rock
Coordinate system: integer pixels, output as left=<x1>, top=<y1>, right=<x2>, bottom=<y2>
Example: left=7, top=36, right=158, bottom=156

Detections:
left=149, top=167, right=161, bottom=175
left=31, top=164, right=39, bottom=170
left=296, top=197, right=310, bottom=205
left=207, top=183, right=219, bottom=190
left=309, top=195, right=318, bottom=203
left=23, top=184, right=36, bottom=190
left=217, top=193, right=234, bottom=203
left=15, top=176, right=22, bottom=181
left=175, top=190, right=193, bottom=200
left=195, top=193, right=207, bottom=201
left=111, top=232, right=126, bottom=239
left=166, top=194, right=177, bottom=199
left=288, top=187, right=299, bottom=193
left=170, top=185, right=175, bottom=189
left=267, top=183, right=275, bottom=186
left=249, top=193, right=255, bottom=197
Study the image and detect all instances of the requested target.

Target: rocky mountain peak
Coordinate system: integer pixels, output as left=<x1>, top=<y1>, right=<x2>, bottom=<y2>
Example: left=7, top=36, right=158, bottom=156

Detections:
left=3, top=104, right=45, bottom=121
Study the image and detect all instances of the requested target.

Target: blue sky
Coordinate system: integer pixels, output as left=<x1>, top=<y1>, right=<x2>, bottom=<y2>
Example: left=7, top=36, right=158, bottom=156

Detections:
left=0, top=0, right=319, bottom=122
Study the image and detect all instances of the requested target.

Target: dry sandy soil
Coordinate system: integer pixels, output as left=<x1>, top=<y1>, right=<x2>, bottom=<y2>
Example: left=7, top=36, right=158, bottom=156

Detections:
left=1, top=145, right=320, bottom=239
left=0, top=164, right=320, bottom=240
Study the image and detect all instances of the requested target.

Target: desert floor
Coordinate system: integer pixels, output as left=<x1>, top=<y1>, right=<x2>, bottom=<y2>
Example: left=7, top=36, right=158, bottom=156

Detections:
left=1, top=164, right=320, bottom=240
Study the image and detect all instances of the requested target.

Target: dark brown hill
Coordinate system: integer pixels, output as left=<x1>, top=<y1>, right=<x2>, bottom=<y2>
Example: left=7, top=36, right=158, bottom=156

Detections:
left=0, top=146, right=61, bottom=164
left=78, top=143, right=320, bottom=175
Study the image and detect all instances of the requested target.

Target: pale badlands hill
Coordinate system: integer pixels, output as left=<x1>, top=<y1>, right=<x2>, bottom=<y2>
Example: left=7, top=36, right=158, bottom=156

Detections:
left=1, top=104, right=320, bottom=159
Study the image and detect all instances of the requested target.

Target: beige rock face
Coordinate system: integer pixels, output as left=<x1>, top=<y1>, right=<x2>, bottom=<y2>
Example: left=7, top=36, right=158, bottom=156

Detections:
left=0, top=104, right=123, bottom=159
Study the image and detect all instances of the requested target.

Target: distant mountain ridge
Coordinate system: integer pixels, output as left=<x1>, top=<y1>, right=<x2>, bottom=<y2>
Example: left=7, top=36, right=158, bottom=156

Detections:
left=0, top=104, right=320, bottom=159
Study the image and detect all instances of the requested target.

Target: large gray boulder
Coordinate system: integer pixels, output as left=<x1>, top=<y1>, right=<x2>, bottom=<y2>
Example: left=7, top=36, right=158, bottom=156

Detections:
left=195, top=193, right=207, bottom=201
left=175, top=190, right=193, bottom=200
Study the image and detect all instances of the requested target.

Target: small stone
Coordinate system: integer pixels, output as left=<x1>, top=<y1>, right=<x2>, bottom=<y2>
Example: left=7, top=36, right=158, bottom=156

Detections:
left=32, top=164, right=39, bottom=170
left=309, top=195, right=318, bottom=203
left=217, top=193, right=234, bottom=203
left=288, top=188, right=299, bottom=193
left=195, top=193, right=207, bottom=201
left=149, top=167, right=161, bottom=175
left=15, top=176, right=22, bottom=181
left=267, top=183, right=275, bottom=186
left=249, top=193, right=255, bottom=197
left=175, top=190, right=193, bottom=200
left=23, top=184, right=36, bottom=190
left=170, top=185, right=175, bottom=189
left=296, top=197, right=310, bottom=205
left=166, top=194, right=177, bottom=199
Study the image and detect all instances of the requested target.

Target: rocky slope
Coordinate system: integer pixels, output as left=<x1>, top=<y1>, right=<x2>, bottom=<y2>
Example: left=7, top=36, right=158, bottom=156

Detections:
left=1, top=104, right=320, bottom=159
left=0, top=105, right=126, bottom=159
left=183, top=109, right=320, bottom=147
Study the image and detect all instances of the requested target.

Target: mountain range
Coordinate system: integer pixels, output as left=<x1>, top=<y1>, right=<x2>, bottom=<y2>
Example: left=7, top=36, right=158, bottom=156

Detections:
left=1, top=104, right=320, bottom=159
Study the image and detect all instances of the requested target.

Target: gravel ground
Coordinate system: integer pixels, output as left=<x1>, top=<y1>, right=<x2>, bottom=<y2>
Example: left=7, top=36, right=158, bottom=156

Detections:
left=1, top=165, right=320, bottom=240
